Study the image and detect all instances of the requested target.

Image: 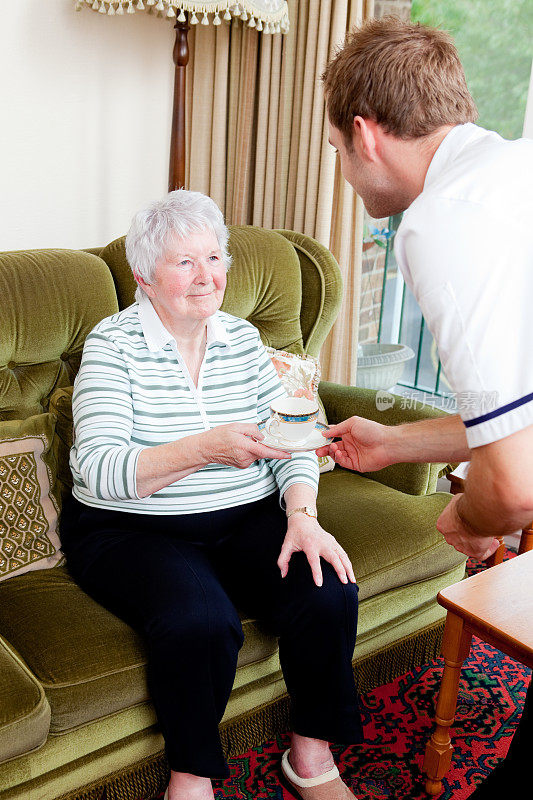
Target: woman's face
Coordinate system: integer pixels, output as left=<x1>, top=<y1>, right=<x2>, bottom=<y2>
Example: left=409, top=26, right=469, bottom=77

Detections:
left=142, top=228, right=227, bottom=329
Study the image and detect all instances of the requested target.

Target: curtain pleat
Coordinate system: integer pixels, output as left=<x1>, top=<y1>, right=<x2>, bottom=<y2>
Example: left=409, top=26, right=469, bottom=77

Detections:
left=185, top=0, right=372, bottom=382
left=227, top=26, right=258, bottom=223
left=210, top=29, right=230, bottom=207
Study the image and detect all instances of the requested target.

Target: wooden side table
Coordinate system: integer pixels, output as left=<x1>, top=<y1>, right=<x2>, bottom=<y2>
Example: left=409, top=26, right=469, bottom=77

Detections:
left=423, top=550, right=533, bottom=795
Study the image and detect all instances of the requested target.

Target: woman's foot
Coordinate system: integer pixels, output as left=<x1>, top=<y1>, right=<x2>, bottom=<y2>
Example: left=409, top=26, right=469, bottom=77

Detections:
left=281, top=733, right=357, bottom=799
left=165, top=770, right=214, bottom=800
left=289, top=733, right=335, bottom=778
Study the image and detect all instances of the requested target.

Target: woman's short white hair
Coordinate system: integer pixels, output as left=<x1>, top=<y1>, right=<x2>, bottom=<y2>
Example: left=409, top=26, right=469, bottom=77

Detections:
left=125, top=190, right=232, bottom=301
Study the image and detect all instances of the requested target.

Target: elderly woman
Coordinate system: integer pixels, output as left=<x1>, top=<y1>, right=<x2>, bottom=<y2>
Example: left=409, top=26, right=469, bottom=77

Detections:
left=60, top=190, right=362, bottom=800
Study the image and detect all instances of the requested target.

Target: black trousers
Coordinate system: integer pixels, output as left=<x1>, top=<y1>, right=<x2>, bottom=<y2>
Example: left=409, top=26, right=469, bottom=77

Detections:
left=60, top=493, right=362, bottom=778
left=468, top=680, right=531, bottom=798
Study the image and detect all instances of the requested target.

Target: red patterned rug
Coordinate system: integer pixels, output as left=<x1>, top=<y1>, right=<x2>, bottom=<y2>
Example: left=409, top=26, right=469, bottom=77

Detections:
left=155, top=554, right=531, bottom=799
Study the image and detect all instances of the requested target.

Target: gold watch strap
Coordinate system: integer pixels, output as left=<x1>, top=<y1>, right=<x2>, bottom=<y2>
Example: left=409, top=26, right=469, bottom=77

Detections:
left=286, top=506, right=317, bottom=519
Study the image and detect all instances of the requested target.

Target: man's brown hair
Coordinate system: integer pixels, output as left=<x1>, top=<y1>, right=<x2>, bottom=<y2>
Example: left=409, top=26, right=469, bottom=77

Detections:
left=322, top=16, right=477, bottom=141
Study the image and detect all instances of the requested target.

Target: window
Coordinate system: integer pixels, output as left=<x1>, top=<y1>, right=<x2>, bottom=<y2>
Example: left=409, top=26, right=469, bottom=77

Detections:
left=411, top=0, right=532, bottom=140
left=361, top=1, right=532, bottom=404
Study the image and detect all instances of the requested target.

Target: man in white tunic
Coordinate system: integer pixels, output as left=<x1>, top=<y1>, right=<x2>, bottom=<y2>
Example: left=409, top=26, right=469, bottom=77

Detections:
left=319, top=16, right=533, bottom=798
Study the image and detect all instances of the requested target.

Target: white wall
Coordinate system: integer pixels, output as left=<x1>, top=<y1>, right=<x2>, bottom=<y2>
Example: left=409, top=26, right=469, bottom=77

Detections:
left=1, top=0, right=175, bottom=250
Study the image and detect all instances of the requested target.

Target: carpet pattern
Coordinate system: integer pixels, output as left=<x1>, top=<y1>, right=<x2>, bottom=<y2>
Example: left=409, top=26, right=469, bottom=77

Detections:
left=153, top=555, right=531, bottom=799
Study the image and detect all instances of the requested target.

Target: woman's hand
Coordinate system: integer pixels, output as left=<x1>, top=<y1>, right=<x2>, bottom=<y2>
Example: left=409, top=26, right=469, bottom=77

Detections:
left=277, top=514, right=356, bottom=587
left=198, top=423, right=290, bottom=468
left=137, top=423, right=288, bottom=497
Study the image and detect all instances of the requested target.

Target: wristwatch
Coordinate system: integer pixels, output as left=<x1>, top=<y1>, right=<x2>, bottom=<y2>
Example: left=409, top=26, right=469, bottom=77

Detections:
left=286, top=506, right=318, bottom=520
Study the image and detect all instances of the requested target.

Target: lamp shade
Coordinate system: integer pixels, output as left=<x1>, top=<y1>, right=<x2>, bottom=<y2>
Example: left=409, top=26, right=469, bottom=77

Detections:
left=76, top=0, right=290, bottom=34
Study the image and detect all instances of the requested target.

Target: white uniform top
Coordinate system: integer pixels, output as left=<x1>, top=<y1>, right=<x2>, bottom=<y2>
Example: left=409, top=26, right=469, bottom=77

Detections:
left=395, top=123, right=533, bottom=448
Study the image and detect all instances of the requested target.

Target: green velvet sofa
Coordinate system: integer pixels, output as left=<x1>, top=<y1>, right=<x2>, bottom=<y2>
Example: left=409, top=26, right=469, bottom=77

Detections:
left=0, top=227, right=466, bottom=800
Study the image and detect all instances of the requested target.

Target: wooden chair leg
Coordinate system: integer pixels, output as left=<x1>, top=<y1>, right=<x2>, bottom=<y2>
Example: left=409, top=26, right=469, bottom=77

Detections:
left=486, top=536, right=505, bottom=567
left=447, top=474, right=465, bottom=496
left=423, top=612, right=472, bottom=795
left=518, top=522, right=533, bottom=555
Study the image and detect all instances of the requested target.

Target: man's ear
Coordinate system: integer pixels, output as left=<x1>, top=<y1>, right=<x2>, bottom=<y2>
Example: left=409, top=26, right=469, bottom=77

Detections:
left=353, top=116, right=380, bottom=163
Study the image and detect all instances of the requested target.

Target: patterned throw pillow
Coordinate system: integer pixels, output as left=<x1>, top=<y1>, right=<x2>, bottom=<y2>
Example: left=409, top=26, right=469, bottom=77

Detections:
left=0, top=414, right=63, bottom=583
left=265, top=348, right=335, bottom=473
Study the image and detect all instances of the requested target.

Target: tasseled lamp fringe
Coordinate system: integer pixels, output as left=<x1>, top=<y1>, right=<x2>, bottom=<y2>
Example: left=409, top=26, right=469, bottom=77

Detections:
left=75, top=0, right=290, bottom=33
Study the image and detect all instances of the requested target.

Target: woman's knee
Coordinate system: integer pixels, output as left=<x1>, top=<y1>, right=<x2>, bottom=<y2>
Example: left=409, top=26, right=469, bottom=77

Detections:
left=315, top=566, right=358, bottom=619
left=279, top=557, right=357, bottom=627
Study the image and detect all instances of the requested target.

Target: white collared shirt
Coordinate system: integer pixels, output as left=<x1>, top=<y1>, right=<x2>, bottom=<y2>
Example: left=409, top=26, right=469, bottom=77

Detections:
left=137, top=293, right=232, bottom=431
left=137, top=291, right=232, bottom=353
left=395, top=123, right=533, bottom=447
left=70, top=299, right=318, bottom=513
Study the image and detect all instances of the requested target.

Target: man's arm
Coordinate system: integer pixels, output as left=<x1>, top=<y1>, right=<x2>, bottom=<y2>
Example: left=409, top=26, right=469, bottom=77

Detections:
left=435, top=424, right=533, bottom=560
left=317, top=412, right=470, bottom=471
left=456, top=424, right=533, bottom=537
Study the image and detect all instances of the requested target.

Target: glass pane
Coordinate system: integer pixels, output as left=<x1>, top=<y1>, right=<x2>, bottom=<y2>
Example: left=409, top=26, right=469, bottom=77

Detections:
left=378, top=214, right=403, bottom=344
left=397, top=286, right=423, bottom=387
left=411, top=0, right=532, bottom=140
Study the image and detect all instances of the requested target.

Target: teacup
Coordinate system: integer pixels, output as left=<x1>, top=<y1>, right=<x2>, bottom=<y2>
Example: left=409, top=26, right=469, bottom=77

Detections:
left=266, top=397, right=319, bottom=443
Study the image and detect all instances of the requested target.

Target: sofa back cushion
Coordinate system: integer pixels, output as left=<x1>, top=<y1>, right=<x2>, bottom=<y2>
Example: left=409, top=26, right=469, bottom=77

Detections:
left=98, top=226, right=305, bottom=354
left=0, top=250, right=119, bottom=420
left=275, top=230, right=343, bottom=359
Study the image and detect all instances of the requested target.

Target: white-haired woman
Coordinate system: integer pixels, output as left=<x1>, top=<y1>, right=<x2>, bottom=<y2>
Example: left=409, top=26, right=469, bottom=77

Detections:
left=61, top=191, right=362, bottom=800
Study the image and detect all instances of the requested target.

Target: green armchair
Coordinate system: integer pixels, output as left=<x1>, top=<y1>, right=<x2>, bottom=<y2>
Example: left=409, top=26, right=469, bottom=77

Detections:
left=0, top=227, right=465, bottom=800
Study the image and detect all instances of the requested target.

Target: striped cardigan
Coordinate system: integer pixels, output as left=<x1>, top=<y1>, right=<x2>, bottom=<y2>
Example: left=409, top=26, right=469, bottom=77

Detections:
left=70, top=298, right=319, bottom=514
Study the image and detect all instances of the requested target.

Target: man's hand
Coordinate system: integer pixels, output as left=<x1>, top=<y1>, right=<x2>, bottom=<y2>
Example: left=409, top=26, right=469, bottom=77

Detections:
left=315, top=415, right=392, bottom=472
left=316, top=412, right=470, bottom=470
left=436, top=494, right=500, bottom=560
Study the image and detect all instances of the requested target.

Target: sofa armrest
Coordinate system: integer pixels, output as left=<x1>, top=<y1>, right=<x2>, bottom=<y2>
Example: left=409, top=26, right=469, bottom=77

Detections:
left=318, top=381, right=454, bottom=496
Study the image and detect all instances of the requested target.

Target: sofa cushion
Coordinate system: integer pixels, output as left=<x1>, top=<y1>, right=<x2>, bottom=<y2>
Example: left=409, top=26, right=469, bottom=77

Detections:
left=0, top=567, right=147, bottom=733
left=49, top=387, right=74, bottom=502
left=275, top=229, right=343, bottom=360
left=0, top=415, right=63, bottom=583
left=0, top=567, right=278, bottom=734
left=317, top=468, right=466, bottom=602
left=0, top=249, right=118, bottom=420
left=98, top=226, right=305, bottom=354
left=0, top=635, right=50, bottom=763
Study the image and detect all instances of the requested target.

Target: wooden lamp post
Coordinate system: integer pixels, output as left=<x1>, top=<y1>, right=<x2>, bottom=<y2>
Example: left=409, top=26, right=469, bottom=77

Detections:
left=169, top=14, right=190, bottom=191
left=75, top=0, right=290, bottom=192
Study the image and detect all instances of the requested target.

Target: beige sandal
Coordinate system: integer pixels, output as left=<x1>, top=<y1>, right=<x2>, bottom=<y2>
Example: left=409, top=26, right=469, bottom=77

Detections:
left=280, top=749, right=357, bottom=800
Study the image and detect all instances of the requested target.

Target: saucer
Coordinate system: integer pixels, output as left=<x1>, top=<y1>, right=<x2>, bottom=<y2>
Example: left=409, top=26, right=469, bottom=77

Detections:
left=257, top=420, right=333, bottom=452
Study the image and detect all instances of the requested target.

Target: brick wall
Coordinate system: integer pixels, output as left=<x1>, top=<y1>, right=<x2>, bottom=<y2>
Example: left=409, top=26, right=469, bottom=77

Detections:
left=358, top=219, right=388, bottom=345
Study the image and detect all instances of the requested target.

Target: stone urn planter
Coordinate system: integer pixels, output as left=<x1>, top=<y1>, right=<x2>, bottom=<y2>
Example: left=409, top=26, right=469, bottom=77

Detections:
left=356, top=343, right=415, bottom=390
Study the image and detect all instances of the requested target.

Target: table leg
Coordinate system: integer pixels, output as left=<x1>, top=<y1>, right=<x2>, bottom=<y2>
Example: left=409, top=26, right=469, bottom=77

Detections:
left=423, top=612, right=472, bottom=795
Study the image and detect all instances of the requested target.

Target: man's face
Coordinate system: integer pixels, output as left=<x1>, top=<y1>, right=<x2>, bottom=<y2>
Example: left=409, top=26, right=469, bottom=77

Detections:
left=328, top=120, right=410, bottom=218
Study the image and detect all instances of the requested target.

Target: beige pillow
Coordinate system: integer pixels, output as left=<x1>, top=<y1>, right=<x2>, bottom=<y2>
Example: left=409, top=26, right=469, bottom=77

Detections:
left=0, top=414, right=63, bottom=583
left=265, top=348, right=335, bottom=473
